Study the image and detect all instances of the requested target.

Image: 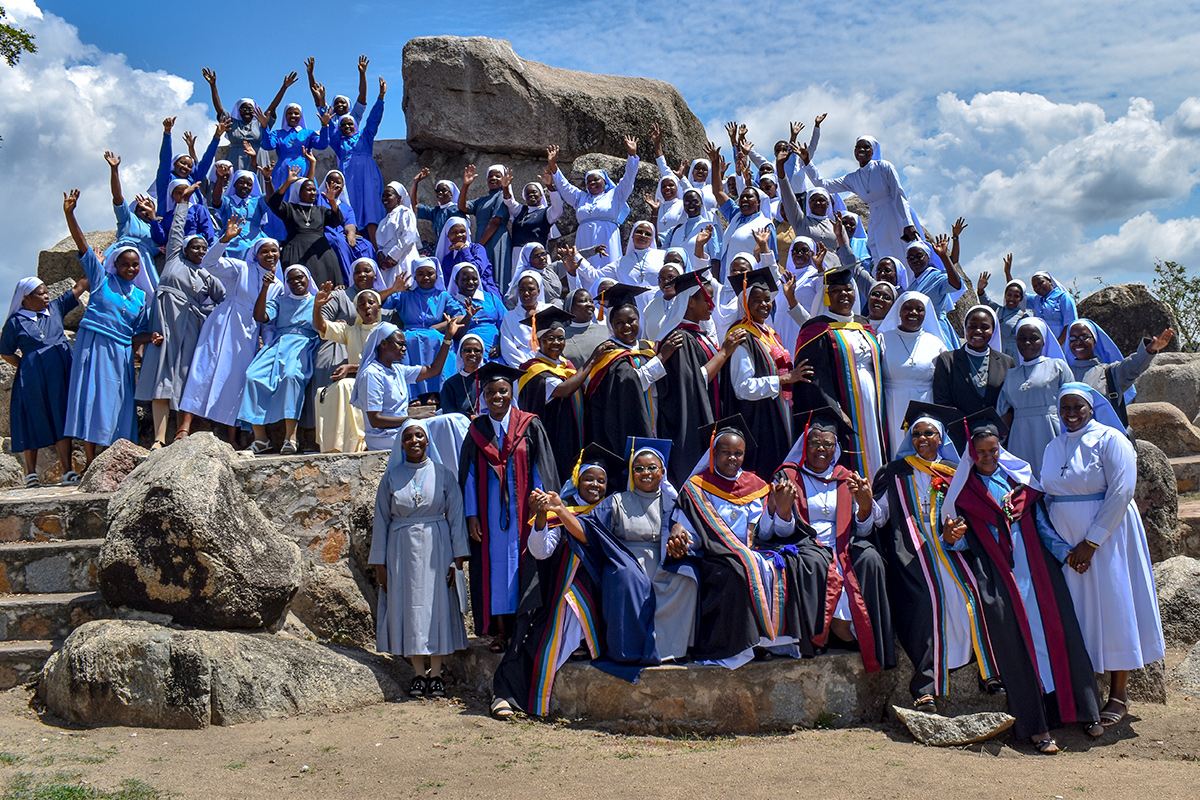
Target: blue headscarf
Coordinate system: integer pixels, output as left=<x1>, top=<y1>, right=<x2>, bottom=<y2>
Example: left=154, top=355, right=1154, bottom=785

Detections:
left=1063, top=319, right=1135, bottom=404
left=1058, top=381, right=1126, bottom=433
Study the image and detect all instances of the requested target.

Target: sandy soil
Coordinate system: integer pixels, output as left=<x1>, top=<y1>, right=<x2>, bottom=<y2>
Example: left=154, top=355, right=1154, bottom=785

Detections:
left=1, top=671, right=1198, bottom=799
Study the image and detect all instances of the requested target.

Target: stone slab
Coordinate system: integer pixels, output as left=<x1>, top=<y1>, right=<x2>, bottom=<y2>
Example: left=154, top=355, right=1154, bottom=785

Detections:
left=0, top=539, right=102, bottom=593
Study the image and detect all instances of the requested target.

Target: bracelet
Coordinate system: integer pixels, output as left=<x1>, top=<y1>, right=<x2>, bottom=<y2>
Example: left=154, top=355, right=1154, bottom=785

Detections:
left=441, top=336, right=453, bottom=346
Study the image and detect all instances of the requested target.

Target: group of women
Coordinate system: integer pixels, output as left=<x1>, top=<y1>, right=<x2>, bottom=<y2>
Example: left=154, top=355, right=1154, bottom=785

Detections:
left=1, top=71, right=1170, bottom=754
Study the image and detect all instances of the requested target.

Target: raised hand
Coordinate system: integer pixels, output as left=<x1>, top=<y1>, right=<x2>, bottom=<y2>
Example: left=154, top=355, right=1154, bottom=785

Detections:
left=443, top=313, right=463, bottom=339
left=501, top=166, right=514, bottom=189
left=1149, top=328, right=1175, bottom=353
left=414, top=166, right=430, bottom=183
left=674, top=159, right=687, bottom=179
left=814, top=113, right=827, bottom=126
left=789, top=120, right=805, bottom=142
left=318, top=108, right=332, bottom=127
left=254, top=104, right=270, bottom=127
left=163, top=116, right=176, bottom=134
left=724, top=121, right=739, bottom=145
left=696, top=224, right=715, bottom=248
left=932, top=234, right=951, bottom=259
left=794, top=142, right=811, bottom=165
left=304, top=56, right=315, bottom=74
left=623, top=135, right=638, bottom=156
left=813, top=242, right=827, bottom=268
left=539, top=165, right=555, bottom=186
left=951, top=216, right=968, bottom=238
left=649, top=121, right=663, bottom=147
left=546, top=145, right=560, bottom=171
left=313, top=82, right=327, bottom=107
left=223, top=214, right=244, bottom=242
left=378, top=76, right=387, bottom=97
left=202, top=67, right=217, bottom=86
left=179, top=181, right=201, bottom=202
left=358, top=54, right=370, bottom=73
left=181, top=130, right=197, bottom=151
left=462, top=164, right=477, bottom=187
left=281, top=71, right=299, bottom=89
left=63, top=188, right=80, bottom=214
left=643, top=192, right=660, bottom=212
left=592, top=244, right=608, bottom=259
left=977, top=271, right=990, bottom=295
left=781, top=271, right=797, bottom=305
left=391, top=270, right=411, bottom=292
left=242, top=141, right=256, bottom=158
left=752, top=226, right=771, bottom=255
left=103, top=151, right=121, bottom=168
left=1002, top=252, right=1013, bottom=281
left=287, top=164, right=302, bottom=183
left=215, top=117, right=233, bottom=136
left=315, top=280, right=334, bottom=306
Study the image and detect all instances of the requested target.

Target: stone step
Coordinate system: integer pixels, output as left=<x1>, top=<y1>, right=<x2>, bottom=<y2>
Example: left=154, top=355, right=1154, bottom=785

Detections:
left=0, top=639, right=55, bottom=690
left=0, top=591, right=110, bottom=642
left=0, top=539, right=103, bottom=594
left=0, top=488, right=110, bottom=543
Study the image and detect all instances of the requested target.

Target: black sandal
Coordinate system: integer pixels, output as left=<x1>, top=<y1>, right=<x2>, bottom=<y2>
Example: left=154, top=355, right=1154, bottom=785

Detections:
left=408, top=676, right=427, bottom=698
left=427, top=677, right=445, bottom=698
left=982, top=677, right=1006, bottom=695
left=914, top=695, right=938, bottom=714
left=1034, top=738, right=1059, bottom=755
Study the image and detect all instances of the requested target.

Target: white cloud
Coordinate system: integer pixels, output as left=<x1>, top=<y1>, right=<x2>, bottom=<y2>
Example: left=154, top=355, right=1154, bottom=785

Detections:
left=0, top=2, right=213, bottom=289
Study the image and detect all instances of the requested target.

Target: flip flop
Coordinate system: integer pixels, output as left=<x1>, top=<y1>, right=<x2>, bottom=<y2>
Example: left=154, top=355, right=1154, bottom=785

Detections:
left=1100, top=697, right=1127, bottom=727
left=173, top=428, right=190, bottom=441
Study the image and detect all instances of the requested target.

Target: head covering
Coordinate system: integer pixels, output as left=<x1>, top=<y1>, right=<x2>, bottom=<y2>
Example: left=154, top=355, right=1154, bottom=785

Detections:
left=7, top=277, right=44, bottom=319
left=865, top=280, right=897, bottom=319
left=409, top=255, right=446, bottom=294
left=521, top=182, right=547, bottom=209
left=655, top=174, right=685, bottom=228
left=729, top=266, right=778, bottom=295
left=383, top=179, right=413, bottom=212
left=225, top=169, right=263, bottom=201
left=447, top=260, right=484, bottom=303
left=1058, top=382, right=1125, bottom=432
left=657, top=267, right=715, bottom=340
left=455, top=331, right=487, bottom=378
left=249, top=237, right=280, bottom=268
left=624, top=437, right=672, bottom=491
left=875, top=290, right=939, bottom=339
left=282, top=265, right=317, bottom=296
left=350, top=322, right=400, bottom=409
left=941, top=407, right=1037, bottom=520
left=392, top=417, right=433, bottom=463
left=1014, top=317, right=1067, bottom=365
left=486, top=164, right=507, bottom=180
left=874, top=256, right=911, bottom=291
left=1003, top=278, right=1028, bottom=309
left=101, top=245, right=154, bottom=296
left=560, top=443, right=622, bottom=501
left=788, top=236, right=817, bottom=270
left=515, top=242, right=550, bottom=275
left=284, top=177, right=320, bottom=207
left=1064, top=319, right=1136, bottom=403
left=688, top=159, right=711, bottom=182
left=162, top=178, right=191, bottom=215
left=434, top=180, right=461, bottom=210
left=320, top=170, right=347, bottom=207
left=279, top=102, right=307, bottom=132
left=520, top=307, right=574, bottom=351
left=962, top=304, right=1003, bottom=353
left=331, top=94, right=351, bottom=110
left=350, top=256, right=378, bottom=283
left=840, top=210, right=868, bottom=241
left=1029, top=271, right=1077, bottom=321
left=435, top=216, right=472, bottom=265
left=235, top=97, right=255, bottom=116
left=690, top=414, right=756, bottom=479
left=353, top=289, right=381, bottom=322
left=782, top=406, right=855, bottom=469
left=893, top=402, right=963, bottom=462
left=905, top=239, right=941, bottom=274
left=809, top=266, right=858, bottom=319
left=207, top=159, right=233, bottom=185
left=805, top=187, right=834, bottom=221
left=856, top=135, right=881, bottom=161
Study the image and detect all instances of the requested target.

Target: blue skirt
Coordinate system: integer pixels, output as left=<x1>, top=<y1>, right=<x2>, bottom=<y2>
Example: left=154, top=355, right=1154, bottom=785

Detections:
left=325, top=230, right=377, bottom=285
left=238, top=333, right=317, bottom=425
left=64, top=330, right=136, bottom=446
left=9, top=343, right=72, bottom=451
left=403, top=328, right=455, bottom=396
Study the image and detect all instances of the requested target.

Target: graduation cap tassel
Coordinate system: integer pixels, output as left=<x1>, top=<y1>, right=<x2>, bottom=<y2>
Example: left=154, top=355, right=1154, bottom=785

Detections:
left=598, top=289, right=606, bottom=321
left=530, top=309, right=539, bottom=353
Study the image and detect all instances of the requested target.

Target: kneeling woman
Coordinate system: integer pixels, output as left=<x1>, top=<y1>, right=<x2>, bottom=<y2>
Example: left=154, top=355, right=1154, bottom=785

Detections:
left=239, top=265, right=319, bottom=454
left=942, top=409, right=1102, bottom=754
left=369, top=419, right=469, bottom=699
left=667, top=418, right=830, bottom=668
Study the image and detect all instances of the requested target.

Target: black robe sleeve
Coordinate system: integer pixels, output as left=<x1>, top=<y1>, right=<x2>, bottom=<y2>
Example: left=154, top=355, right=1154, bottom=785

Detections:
left=657, top=331, right=718, bottom=487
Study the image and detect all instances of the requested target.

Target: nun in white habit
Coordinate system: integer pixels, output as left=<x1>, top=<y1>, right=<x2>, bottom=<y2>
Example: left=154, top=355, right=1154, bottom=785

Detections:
left=877, top=291, right=947, bottom=451
left=499, top=269, right=553, bottom=366
left=375, top=181, right=421, bottom=290
left=548, top=140, right=639, bottom=264
left=576, top=221, right=664, bottom=312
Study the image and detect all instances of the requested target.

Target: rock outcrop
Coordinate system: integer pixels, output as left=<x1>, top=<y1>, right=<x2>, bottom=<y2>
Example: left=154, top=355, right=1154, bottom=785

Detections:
left=1136, top=439, right=1181, bottom=563
left=1153, top=556, right=1200, bottom=648
left=891, top=706, right=1015, bottom=747
left=77, top=438, right=149, bottom=494
left=37, top=231, right=116, bottom=287
left=1173, top=641, right=1200, bottom=691
left=1128, top=403, right=1200, bottom=458
left=39, top=619, right=403, bottom=728
left=289, top=560, right=375, bottom=648
left=97, top=433, right=301, bottom=629
left=1133, top=352, right=1200, bottom=423
left=1077, top=284, right=1179, bottom=357
left=402, top=36, right=708, bottom=162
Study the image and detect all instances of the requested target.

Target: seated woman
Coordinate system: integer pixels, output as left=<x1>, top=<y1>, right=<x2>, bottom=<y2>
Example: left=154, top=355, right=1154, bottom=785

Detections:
left=499, top=270, right=554, bottom=367
left=932, top=304, right=1014, bottom=417
left=370, top=418, right=469, bottom=700
left=238, top=265, right=320, bottom=455
left=666, top=417, right=831, bottom=668
left=439, top=332, right=486, bottom=417
left=941, top=408, right=1103, bottom=754
left=1065, top=319, right=1173, bottom=430
left=770, top=407, right=895, bottom=672
left=383, top=257, right=466, bottom=402
left=2, top=275, right=88, bottom=486
left=449, top=262, right=505, bottom=357
left=997, top=317, right=1072, bottom=479
left=436, top=216, right=501, bottom=298
left=1040, top=383, right=1166, bottom=731
left=312, top=282, right=383, bottom=453
left=262, top=163, right=344, bottom=287
left=871, top=402, right=998, bottom=714
left=350, top=320, right=458, bottom=451
left=317, top=170, right=376, bottom=284
left=877, top=291, right=946, bottom=452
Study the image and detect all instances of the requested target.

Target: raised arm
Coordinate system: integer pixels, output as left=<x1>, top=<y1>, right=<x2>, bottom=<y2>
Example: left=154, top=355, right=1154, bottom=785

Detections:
left=357, top=55, right=369, bottom=108
left=409, top=167, right=429, bottom=211
left=458, top=164, right=476, bottom=215
left=612, top=136, right=640, bottom=203
left=201, top=68, right=226, bottom=119
left=303, top=57, right=322, bottom=108
left=932, top=235, right=962, bottom=290
left=165, top=183, right=199, bottom=262
left=312, top=281, right=334, bottom=337
left=547, top=145, right=584, bottom=208
left=264, top=71, right=298, bottom=121
left=104, top=151, right=124, bottom=207
left=62, top=189, right=89, bottom=255
left=950, top=217, right=967, bottom=264
left=414, top=315, right=462, bottom=382
left=706, top=142, right=730, bottom=207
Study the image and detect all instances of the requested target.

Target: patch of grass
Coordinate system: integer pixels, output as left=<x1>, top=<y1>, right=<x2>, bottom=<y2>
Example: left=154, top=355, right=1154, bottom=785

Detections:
left=0, top=755, right=22, bottom=767
left=1, top=773, right=168, bottom=799
left=813, top=711, right=839, bottom=730
left=413, top=781, right=443, bottom=792
left=222, top=761, right=246, bottom=771
left=65, top=748, right=118, bottom=766
left=319, top=745, right=339, bottom=753
left=614, top=750, right=639, bottom=760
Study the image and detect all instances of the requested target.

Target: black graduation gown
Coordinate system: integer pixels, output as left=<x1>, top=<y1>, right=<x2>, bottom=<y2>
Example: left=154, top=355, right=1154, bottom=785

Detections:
left=583, top=340, right=657, bottom=457
left=720, top=328, right=793, bottom=481
left=931, top=347, right=1014, bottom=416
left=656, top=325, right=719, bottom=487
left=955, top=472, right=1101, bottom=739
left=518, top=358, right=583, bottom=488
left=668, top=474, right=832, bottom=662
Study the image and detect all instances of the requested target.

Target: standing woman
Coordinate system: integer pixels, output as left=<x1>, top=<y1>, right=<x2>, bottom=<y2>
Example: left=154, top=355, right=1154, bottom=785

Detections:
left=263, top=164, right=344, bottom=288
left=200, top=68, right=291, bottom=172
left=439, top=332, right=487, bottom=417
left=502, top=168, right=563, bottom=271
left=977, top=256, right=1030, bottom=362
left=877, top=291, right=947, bottom=452
left=258, top=96, right=328, bottom=191
left=905, top=237, right=964, bottom=348
left=212, top=166, right=269, bottom=260
left=942, top=410, right=1103, bottom=752
left=135, top=187, right=225, bottom=449
left=663, top=190, right=721, bottom=271
left=238, top=265, right=320, bottom=455
left=2, top=275, right=88, bottom=486
left=326, top=76, right=387, bottom=242
left=383, top=258, right=465, bottom=401
left=370, top=418, right=469, bottom=699
left=506, top=244, right=565, bottom=311
left=997, top=318, right=1072, bottom=479
left=1065, top=319, right=1173, bottom=429
left=459, top=165, right=513, bottom=292
left=1028, top=271, right=1078, bottom=346
left=375, top=181, right=421, bottom=289
left=499, top=270, right=553, bottom=367
left=410, top=170, right=459, bottom=252
left=865, top=280, right=897, bottom=324
left=707, top=146, right=776, bottom=281
left=932, top=305, right=1014, bottom=417
left=60, top=190, right=158, bottom=469
left=178, top=226, right=283, bottom=442
left=1040, top=384, right=1165, bottom=729
left=547, top=139, right=641, bottom=267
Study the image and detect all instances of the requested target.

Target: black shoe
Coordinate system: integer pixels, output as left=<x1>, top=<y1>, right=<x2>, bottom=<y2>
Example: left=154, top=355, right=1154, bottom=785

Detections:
left=408, top=676, right=427, bottom=698
left=982, top=677, right=1006, bottom=695
left=427, top=677, right=445, bottom=698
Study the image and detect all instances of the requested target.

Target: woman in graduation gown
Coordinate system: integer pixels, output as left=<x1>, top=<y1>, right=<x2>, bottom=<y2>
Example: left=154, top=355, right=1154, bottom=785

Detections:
left=723, top=266, right=814, bottom=480
left=793, top=266, right=888, bottom=481
left=370, top=418, right=469, bottom=699
left=870, top=402, right=1000, bottom=713
left=582, top=284, right=684, bottom=458
left=459, top=363, right=559, bottom=652
left=941, top=409, right=1103, bottom=753
left=877, top=291, right=946, bottom=452
left=932, top=305, right=1014, bottom=417
left=997, top=318, right=1072, bottom=480
left=1040, top=383, right=1166, bottom=729
left=769, top=408, right=896, bottom=673
left=666, top=418, right=831, bottom=667
left=516, top=306, right=609, bottom=487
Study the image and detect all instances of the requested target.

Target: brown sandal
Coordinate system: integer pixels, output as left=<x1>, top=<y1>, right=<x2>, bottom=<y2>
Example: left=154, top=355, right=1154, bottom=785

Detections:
left=173, top=428, right=190, bottom=441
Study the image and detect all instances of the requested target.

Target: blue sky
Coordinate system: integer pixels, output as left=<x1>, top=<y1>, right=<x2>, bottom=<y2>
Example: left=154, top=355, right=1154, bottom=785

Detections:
left=5, top=0, right=1200, bottom=292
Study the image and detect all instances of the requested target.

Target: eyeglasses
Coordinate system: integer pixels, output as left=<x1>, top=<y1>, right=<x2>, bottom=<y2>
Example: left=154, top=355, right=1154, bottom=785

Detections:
left=631, top=464, right=661, bottom=474
left=807, top=441, right=837, bottom=452
left=911, top=430, right=940, bottom=439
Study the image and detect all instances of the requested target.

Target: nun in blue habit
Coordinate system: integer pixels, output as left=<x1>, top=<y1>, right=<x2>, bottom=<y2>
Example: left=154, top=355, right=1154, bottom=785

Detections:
left=259, top=103, right=329, bottom=190
left=211, top=170, right=269, bottom=260
left=326, top=76, right=387, bottom=231
left=382, top=257, right=465, bottom=398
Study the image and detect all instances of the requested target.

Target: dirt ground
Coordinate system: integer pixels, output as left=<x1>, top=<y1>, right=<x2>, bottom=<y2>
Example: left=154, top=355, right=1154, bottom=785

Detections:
left=1, top=666, right=1198, bottom=800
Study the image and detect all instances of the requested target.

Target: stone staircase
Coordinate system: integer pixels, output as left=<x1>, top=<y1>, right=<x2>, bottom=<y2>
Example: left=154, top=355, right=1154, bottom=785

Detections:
left=0, top=487, right=112, bottom=688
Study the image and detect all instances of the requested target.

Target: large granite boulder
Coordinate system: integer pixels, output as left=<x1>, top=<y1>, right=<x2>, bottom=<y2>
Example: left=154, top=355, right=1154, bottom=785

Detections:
left=1132, top=352, right=1200, bottom=423
left=1128, top=402, right=1200, bottom=458
left=1136, top=440, right=1181, bottom=563
left=0, top=450, right=21, bottom=489
left=97, top=433, right=302, bottom=629
left=1153, top=556, right=1200, bottom=648
left=0, top=359, right=14, bottom=440
left=1173, top=641, right=1200, bottom=691
left=1076, top=283, right=1179, bottom=357
left=289, top=559, right=374, bottom=648
left=39, top=619, right=404, bottom=729
left=77, top=438, right=149, bottom=493
left=37, top=231, right=116, bottom=286
left=402, top=36, right=708, bottom=162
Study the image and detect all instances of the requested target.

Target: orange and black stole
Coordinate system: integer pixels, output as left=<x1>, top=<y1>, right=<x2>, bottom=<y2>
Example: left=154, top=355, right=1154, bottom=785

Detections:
left=779, top=462, right=883, bottom=673
left=466, top=409, right=538, bottom=635
left=955, top=474, right=1096, bottom=725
